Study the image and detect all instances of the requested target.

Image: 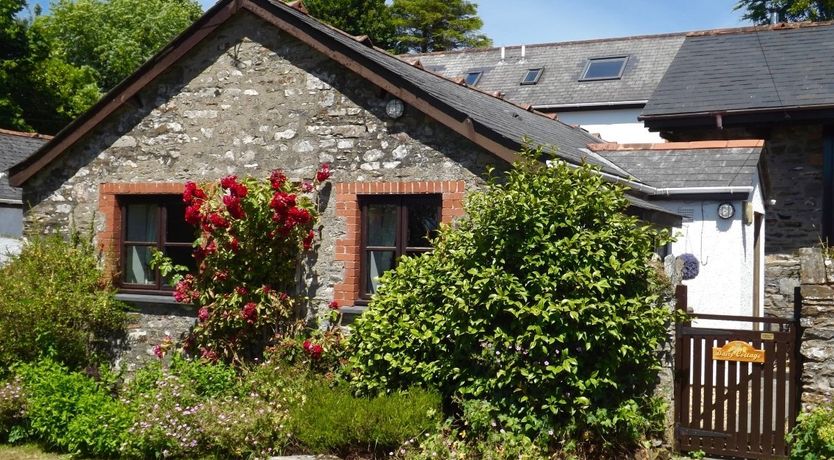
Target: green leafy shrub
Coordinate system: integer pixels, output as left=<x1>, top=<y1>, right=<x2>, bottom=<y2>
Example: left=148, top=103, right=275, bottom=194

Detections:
left=291, top=380, right=441, bottom=454
left=0, top=233, right=127, bottom=369
left=15, top=358, right=133, bottom=457
left=787, top=402, right=834, bottom=459
left=348, top=151, right=673, bottom=449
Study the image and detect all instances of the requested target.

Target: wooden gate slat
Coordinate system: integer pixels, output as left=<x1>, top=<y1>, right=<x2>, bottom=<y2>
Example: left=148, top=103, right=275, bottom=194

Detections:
left=774, top=338, right=787, bottom=456
left=715, top=338, right=726, bottom=448
left=703, top=335, right=715, bottom=454
left=739, top=360, right=750, bottom=453
left=762, top=339, right=775, bottom=455
left=692, top=336, right=703, bottom=432
left=750, top=339, right=763, bottom=454
left=726, top=359, right=738, bottom=452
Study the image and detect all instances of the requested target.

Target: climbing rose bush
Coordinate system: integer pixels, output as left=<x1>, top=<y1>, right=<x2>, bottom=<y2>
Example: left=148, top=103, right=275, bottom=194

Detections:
left=176, top=166, right=331, bottom=363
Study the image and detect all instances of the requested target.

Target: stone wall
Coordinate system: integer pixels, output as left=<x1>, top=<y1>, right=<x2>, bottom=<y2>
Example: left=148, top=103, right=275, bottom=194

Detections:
left=22, top=11, right=500, bottom=312
left=20, top=11, right=503, bottom=363
left=797, top=247, right=834, bottom=407
left=118, top=299, right=197, bottom=372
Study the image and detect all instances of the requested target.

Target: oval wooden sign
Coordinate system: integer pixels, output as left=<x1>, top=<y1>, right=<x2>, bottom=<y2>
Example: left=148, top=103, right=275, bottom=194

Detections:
left=712, top=340, right=765, bottom=363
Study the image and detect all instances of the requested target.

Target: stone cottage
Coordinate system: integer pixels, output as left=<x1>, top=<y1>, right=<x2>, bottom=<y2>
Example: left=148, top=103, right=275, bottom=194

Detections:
left=10, top=0, right=770, bottom=366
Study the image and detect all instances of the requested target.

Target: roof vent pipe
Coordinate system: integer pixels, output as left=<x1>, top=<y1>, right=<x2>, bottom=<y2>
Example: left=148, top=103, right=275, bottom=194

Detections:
left=521, top=45, right=526, bottom=59
left=500, top=47, right=505, bottom=60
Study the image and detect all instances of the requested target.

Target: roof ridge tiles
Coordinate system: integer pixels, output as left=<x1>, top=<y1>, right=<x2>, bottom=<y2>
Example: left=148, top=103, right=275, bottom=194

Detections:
left=0, top=128, right=53, bottom=140
left=686, top=20, right=834, bottom=37
left=587, top=139, right=765, bottom=151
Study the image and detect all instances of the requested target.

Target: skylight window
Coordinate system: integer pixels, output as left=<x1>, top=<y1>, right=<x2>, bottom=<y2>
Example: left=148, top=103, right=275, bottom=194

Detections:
left=580, top=56, right=628, bottom=81
left=464, top=71, right=483, bottom=86
left=520, top=68, right=543, bottom=85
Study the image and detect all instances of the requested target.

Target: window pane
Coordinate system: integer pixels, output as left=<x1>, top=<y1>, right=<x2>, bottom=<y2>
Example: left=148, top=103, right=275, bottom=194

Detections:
left=465, top=71, right=482, bottom=86
left=582, top=58, right=626, bottom=80
left=126, top=204, right=158, bottom=242
left=522, top=68, right=542, bottom=84
left=407, top=203, right=440, bottom=247
left=366, top=204, right=398, bottom=247
left=124, top=245, right=155, bottom=285
left=366, top=250, right=395, bottom=294
left=166, top=201, right=193, bottom=243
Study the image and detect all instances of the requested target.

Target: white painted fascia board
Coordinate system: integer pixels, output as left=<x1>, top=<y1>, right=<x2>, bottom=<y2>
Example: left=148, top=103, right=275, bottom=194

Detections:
left=532, top=100, right=648, bottom=110
left=0, top=198, right=22, bottom=205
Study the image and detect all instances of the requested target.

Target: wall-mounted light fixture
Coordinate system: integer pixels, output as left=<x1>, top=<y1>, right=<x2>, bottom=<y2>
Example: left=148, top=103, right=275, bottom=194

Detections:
left=717, top=202, right=735, bottom=219
left=385, top=98, right=404, bottom=119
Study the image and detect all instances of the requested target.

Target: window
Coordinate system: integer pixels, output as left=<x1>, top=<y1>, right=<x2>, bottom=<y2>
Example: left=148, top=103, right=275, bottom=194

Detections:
left=580, top=56, right=628, bottom=81
left=358, top=195, right=441, bottom=303
left=119, top=195, right=195, bottom=292
left=464, top=71, right=483, bottom=86
left=520, top=68, right=543, bottom=85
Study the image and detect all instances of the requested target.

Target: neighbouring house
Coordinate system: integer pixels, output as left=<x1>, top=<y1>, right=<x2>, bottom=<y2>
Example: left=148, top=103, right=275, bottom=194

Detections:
left=407, top=34, right=685, bottom=143
left=0, top=129, right=51, bottom=264
left=639, top=21, right=834, bottom=319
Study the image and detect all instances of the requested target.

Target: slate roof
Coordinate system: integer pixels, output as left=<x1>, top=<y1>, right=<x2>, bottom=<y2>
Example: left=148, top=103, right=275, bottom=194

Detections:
left=641, top=22, right=834, bottom=118
left=589, top=142, right=762, bottom=189
left=11, top=0, right=629, bottom=185
left=0, top=130, right=49, bottom=202
left=407, top=34, right=685, bottom=109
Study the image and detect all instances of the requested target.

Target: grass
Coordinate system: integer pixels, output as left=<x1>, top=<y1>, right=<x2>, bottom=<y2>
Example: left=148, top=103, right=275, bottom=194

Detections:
left=0, top=444, right=71, bottom=460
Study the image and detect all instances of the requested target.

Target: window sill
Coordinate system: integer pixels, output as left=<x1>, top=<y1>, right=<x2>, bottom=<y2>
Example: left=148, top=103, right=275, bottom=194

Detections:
left=115, top=292, right=186, bottom=305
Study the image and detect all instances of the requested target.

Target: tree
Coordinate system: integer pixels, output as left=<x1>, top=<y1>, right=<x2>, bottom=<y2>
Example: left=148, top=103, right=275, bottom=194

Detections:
left=302, top=0, right=395, bottom=50
left=390, top=0, right=491, bottom=53
left=735, top=0, right=834, bottom=23
left=32, top=0, right=203, bottom=91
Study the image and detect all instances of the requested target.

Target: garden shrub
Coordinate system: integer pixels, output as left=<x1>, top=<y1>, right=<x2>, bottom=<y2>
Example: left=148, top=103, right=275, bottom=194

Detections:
left=0, top=233, right=127, bottom=370
left=165, top=166, right=331, bottom=364
left=787, top=402, right=834, bottom=459
left=0, top=377, right=26, bottom=442
left=14, top=358, right=132, bottom=458
left=291, top=380, right=441, bottom=454
left=348, top=150, right=673, bottom=449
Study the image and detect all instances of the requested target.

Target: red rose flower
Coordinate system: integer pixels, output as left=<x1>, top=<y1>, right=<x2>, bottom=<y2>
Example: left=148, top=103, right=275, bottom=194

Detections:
left=205, top=239, right=217, bottom=255
left=223, top=194, right=246, bottom=219
left=183, top=181, right=206, bottom=204
left=301, top=180, right=313, bottom=192
left=220, top=175, right=238, bottom=190
left=235, top=286, right=249, bottom=296
left=198, top=307, right=210, bottom=322
left=316, top=162, right=331, bottom=182
left=208, top=212, right=229, bottom=229
left=229, top=236, right=240, bottom=252
left=303, top=230, right=315, bottom=250
left=328, top=300, right=340, bottom=310
left=270, top=170, right=287, bottom=190
left=232, top=182, right=248, bottom=198
left=184, top=204, right=202, bottom=226
left=310, top=344, right=323, bottom=360
left=153, top=344, right=164, bottom=359
left=302, top=340, right=312, bottom=351
left=242, top=302, right=258, bottom=324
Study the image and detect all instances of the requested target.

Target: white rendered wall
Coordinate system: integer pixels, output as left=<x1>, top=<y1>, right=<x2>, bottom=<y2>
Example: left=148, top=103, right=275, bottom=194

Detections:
left=552, top=108, right=665, bottom=144
left=655, top=181, right=764, bottom=329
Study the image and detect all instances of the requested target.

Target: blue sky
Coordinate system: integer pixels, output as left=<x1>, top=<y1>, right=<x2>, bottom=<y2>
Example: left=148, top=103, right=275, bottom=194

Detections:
left=29, top=0, right=750, bottom=45
left=196, top=0, right=749, bottom=45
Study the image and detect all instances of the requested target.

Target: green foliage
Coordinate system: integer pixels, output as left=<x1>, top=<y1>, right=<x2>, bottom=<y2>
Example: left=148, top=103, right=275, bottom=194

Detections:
left=32, top=0, right=202, bottom=90
left=786, top=402, right=834, bottom=459
left=390, top=0, right=491, bottom=53
left=14, top=359, right=133, bottom=457
left=348, top=149, right=673, bottom=448
left=734, top=0, right=834, bottom=23
left=0, top=233, right=127, bottom=370
left=291, top=380, right=441, bottom=454
left=302, top=0, right=395, bottom=50
left=0, top=0, right=200, bottom=133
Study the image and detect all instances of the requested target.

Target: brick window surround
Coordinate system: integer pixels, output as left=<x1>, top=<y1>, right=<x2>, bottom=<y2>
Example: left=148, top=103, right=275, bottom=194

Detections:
left=333, top=181, right=466, bottom=307
left=98, top=182, right=184, bottom=277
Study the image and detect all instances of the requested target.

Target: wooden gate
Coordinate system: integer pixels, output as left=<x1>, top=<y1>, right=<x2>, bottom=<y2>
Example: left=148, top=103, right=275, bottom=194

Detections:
left=674, top=286, right=801, bottom=460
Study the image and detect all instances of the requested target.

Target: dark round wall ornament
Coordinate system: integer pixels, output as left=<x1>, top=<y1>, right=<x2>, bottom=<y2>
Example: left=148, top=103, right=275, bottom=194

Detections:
left=678, top=253, right=700, bottom=280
